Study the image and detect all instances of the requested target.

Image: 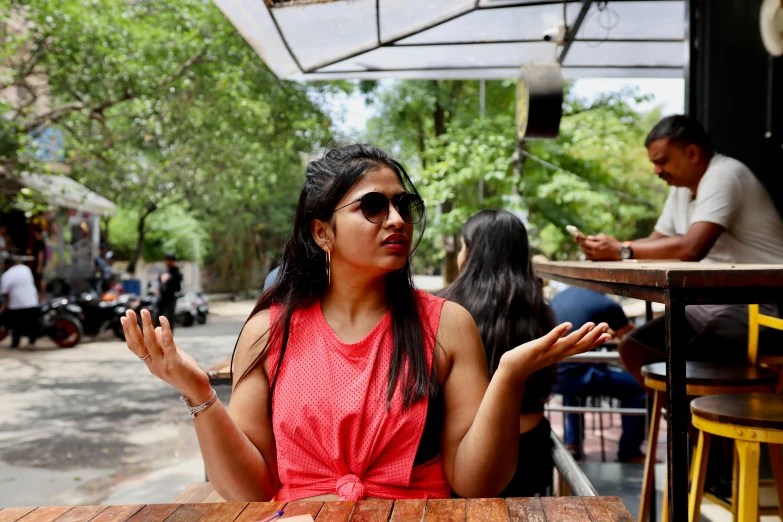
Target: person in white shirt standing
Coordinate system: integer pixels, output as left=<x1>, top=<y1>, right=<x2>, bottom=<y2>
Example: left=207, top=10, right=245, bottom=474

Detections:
left=577, top=115, right=783, bottom=385
left=0, top=254, right=40, bottom=349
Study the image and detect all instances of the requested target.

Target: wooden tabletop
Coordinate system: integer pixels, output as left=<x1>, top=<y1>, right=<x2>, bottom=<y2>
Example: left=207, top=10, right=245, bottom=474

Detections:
left=0, top=498, right=634, bottom=522
left=533, top=260, right=783, bottom=289
left=206, top=358, right=232, bottom=385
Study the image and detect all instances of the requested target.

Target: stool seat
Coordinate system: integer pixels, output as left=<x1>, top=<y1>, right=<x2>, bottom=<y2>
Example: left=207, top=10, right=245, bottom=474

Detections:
left=641, top=362, right=779, bottom=390
left=691, top=393, right=783, bottom=431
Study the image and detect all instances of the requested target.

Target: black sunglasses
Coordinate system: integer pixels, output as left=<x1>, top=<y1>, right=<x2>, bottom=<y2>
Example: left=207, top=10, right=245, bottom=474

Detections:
left=334, top=192, right=425, bottom=225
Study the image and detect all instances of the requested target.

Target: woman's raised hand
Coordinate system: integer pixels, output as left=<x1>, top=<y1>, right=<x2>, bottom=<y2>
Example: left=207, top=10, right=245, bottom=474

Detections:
left=498, top=322, right=611, bottom=382
left=122, top=309, right=212, bottom=403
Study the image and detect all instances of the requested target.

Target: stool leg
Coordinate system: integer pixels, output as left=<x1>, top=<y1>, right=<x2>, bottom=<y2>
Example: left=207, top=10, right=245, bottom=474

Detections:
left=640, top=391, right=662, bottom=522
left=732, top=444, right=739, bottom=522
left=769, top=444, right=783, bottom=518
left=688, top=430, right=711, bottom=522
left=735, top=440, right=760, bottom=522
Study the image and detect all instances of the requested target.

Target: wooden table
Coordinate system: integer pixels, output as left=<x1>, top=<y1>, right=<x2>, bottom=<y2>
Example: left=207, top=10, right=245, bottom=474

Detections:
left=0, top=497, right=635, bottom=522
left=207, top=357, right=232, bottom=386
left=533, top=260, right=783, bottom=521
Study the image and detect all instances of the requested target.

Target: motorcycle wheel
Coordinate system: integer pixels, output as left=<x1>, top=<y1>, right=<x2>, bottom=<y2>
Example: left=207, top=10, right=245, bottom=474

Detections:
left=50, top=316, right=83, bottom=348
left=178, top=312, right=195, bottom=327
left=197, top=312, right=207, bottom=325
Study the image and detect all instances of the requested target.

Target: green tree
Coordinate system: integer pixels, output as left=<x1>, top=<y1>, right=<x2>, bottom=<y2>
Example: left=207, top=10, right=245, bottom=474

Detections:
left=2, top=0, right=341, bottom=289
left=365, top=80, right=667, bottom=277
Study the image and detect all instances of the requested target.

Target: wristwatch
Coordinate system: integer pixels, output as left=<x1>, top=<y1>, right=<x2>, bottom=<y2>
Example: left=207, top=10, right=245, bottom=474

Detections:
left=619, top=241, right=634, bottom=260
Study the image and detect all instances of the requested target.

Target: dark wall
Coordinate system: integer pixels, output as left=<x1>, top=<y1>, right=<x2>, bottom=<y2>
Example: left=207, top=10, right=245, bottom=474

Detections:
left=687, top=0, right=783, bottom=217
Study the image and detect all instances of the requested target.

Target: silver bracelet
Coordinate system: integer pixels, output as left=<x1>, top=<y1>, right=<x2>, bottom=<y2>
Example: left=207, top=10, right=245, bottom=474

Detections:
left=180, top=389, right=218, bottom=419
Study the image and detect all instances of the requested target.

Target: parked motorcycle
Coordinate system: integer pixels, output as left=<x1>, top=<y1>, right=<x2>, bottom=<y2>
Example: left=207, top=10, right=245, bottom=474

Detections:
left=66, top=290, right=133, bottom=340
left=175, top=291, right=209, bottom=327
left=0, top=297, right=84, bottom=348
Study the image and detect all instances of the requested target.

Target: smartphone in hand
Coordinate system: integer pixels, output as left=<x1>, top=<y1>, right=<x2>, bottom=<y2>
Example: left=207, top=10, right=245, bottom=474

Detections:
left=566, top=225, right=587, bottom=241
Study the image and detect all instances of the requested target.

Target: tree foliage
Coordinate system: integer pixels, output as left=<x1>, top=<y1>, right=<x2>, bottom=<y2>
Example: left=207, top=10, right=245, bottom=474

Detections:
left=364, top=80, right=668, bottom=272
left=1, top=0, right=340, bottom=289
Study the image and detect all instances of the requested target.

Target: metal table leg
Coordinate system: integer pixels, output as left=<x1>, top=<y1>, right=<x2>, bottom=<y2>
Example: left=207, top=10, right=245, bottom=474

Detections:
left=665, top=301, right=688, bottom=521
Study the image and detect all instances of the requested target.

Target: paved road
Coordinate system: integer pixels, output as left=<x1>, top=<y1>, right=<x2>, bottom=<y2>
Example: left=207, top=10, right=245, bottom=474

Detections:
left=0, top=300, right=254, bottom=508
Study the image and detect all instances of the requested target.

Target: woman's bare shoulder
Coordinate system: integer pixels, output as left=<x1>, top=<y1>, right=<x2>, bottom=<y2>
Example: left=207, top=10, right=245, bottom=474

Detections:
left=233, top=308, right=272, bottom=377
left=436, top=301, right=484, bottom=359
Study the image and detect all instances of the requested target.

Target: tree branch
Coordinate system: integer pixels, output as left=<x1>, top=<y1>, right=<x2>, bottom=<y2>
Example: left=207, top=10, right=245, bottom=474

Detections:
left=21, top=45, right=207, bottom=132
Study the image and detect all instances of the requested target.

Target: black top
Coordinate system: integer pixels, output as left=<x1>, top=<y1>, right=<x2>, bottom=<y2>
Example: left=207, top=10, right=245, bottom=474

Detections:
left=32, top=239, right=46, bottom=272
left=159, top=266, right=183, bottom=300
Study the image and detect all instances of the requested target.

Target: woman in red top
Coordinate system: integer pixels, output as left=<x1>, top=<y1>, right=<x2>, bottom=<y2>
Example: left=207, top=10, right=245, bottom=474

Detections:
left=121, top=144, right=610, bottom=501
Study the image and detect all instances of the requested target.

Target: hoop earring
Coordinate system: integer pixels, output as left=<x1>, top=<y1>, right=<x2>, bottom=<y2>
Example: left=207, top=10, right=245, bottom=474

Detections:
left=325, top=250, right=331, bottom=286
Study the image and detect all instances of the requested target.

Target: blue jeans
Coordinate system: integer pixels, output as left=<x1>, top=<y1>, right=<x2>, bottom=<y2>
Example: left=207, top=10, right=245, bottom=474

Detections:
left=554, top=363, right=647, bottom=462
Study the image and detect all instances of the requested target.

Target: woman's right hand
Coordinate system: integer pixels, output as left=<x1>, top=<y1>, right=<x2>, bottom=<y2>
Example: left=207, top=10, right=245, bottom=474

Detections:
left=122, top=309, right=213, bottom=404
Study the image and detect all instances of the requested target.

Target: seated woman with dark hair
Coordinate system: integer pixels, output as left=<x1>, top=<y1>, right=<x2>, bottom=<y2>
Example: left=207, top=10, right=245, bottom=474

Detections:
left=441, top=209, right=559, bottom=497
left=120, top=145, right=610, bottom=501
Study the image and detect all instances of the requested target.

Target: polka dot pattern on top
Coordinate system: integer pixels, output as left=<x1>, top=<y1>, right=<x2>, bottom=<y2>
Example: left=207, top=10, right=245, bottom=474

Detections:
left=268, top=290, right=450, bottom=501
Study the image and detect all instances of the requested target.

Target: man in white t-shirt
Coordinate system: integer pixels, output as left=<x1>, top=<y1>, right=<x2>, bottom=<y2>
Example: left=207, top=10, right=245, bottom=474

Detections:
left=578, top=115, right=783, bottom=386
left=0, top=255, right=40, bottom=349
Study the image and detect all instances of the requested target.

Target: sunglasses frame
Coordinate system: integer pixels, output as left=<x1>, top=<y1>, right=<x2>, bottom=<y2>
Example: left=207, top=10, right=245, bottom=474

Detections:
left=334, top=192, right=425, bottom=225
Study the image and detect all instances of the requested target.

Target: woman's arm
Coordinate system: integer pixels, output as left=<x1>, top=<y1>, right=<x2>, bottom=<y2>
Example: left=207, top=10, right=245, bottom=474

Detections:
left=437, top=302, right=609, bottom=498
left=121, top=309, right=279, bottom=501
left=198, top=310, right=280, bottom=500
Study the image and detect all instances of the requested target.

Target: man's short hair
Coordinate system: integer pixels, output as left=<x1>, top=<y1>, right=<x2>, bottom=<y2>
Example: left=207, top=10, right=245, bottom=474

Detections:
left=645, top=115, right=714, bottom=155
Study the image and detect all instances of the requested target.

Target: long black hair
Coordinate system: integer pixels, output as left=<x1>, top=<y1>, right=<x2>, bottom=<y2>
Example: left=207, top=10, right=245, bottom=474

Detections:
left=233, top=144, right=432, bottom=409
left=441, top=209, right=556, bottom=408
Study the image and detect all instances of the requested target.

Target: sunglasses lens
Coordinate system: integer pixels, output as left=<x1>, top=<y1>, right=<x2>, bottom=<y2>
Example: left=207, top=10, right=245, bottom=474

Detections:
left=398, top=195, right=424, bottom=224
left=360, top=193, right=389, bottom=223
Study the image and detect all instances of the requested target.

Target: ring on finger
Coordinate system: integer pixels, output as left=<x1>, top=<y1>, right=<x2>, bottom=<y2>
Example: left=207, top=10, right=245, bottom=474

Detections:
left=139, top=353, right=151, bottom=361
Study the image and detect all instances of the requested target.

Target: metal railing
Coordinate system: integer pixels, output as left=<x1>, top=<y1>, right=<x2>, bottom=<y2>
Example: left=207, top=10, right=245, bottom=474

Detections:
left=550, top=430, right=598, bottom=497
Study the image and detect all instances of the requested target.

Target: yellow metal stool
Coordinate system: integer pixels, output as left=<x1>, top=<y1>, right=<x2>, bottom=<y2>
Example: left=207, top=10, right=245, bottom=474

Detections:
left=690, top=393, right=783, bottom=522
left=637, top=362, right=778, bottom=522
left=748, top=304, right=783, bottom=392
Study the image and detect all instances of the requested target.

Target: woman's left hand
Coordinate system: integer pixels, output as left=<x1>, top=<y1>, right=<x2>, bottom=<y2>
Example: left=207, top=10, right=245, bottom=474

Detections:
left=497, top=322, right=611, bottom=383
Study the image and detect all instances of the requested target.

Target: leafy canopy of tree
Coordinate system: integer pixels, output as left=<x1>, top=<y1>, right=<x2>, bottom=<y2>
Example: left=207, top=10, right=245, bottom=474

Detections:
left=362, top=80, right=667, bottom=273
left=2, top=0, right=341, bottom=288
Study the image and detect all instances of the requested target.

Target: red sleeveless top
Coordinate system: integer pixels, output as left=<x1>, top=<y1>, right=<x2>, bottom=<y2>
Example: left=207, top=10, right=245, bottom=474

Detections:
left=266, top=290, right=450, bottom=501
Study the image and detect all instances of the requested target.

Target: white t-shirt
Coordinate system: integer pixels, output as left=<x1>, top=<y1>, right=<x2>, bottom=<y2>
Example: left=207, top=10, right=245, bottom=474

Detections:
left=0, top=264, right=39, bottom=309
left=654, top=154, right=783, bottom=264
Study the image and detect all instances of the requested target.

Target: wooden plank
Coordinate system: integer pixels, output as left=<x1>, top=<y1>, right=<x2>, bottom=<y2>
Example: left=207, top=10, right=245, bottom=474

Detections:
left=539, top=498, right=591, bottom=522
left=173, top=484, right=216, bottom=504
left=0, top=508, right=37, bottom=522
left=315, top=502, right=354, bottom=522
left=90, top=506, right=145, bottom=522
left=162, top=504, right=211, bottom=522
left=127, top=504, right=180, bottom=522
left=18, top=508, right=74, bottom=522
left=580, top=497, right=635, bottom=522
left=465, top=500, right=506, bottom=522
left=349, top=501, right=393, bottom=522
left=233, top=502, right=284, bottom=522
left=388, top=500, right=425, bottom=522
left=54, top=506, right=108, bottom=522
left=198, top=503, right=247, bottom=522
left=281, top=502, right=324, bottom=520
left=505, top=499, right=544, bottom=522
left=423, top=500, right=465, bottom=522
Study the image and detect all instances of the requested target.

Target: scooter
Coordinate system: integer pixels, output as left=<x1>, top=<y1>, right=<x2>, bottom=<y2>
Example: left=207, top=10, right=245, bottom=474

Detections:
left=0, top=297, right=84, bottom=348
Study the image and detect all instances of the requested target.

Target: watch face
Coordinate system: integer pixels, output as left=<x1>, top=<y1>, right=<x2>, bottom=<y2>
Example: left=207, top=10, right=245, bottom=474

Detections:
left=620, top=245, right=632, bottom=259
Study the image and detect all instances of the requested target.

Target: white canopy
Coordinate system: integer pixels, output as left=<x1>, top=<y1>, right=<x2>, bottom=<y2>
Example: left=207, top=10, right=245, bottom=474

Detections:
left=212, top=0, right=686, bottom=80
left=20, top=174, right=117, bottom=216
